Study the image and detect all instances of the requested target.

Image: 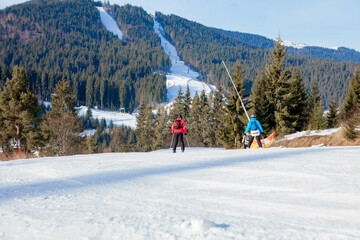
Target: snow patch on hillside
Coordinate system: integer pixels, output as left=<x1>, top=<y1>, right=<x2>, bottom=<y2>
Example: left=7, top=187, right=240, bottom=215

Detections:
left=153, top=19, right=216, bottom=104
left=283, top=40, right=308, bottom=49
left=78, top=106, right=136, bottom=129
left=96, top=7, right=124, bottom=40
left=280, top=127, right=341, bottom=141
left=283, top=39, right=340, bottom=51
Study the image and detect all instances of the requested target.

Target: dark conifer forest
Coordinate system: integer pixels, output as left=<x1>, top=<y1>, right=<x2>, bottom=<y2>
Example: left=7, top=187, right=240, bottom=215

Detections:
left=0, top=0, right=170, bottom=111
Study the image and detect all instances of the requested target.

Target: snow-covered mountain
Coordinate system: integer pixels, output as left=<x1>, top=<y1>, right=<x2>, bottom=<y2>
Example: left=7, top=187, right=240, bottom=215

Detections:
left=97, top=7, right=215, bottom=114
left=1, top=146, right=360, bottom=239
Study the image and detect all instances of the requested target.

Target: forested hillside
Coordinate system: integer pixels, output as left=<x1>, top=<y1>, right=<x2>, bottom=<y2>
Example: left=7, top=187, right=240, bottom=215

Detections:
left=0, top=0, right=170, bottom=111
left=218, top=29, right=360, bottom=64
left=156, top=12, right=360, bottom=107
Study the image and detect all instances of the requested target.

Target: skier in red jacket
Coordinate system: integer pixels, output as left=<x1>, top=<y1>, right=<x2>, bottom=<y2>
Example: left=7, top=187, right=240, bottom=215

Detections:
left=171, top=115, right=187, bottom=153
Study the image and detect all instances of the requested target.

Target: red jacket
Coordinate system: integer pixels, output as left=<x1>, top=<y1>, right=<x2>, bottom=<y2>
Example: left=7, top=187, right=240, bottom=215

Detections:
left=171, top=117, right=186, bottom=134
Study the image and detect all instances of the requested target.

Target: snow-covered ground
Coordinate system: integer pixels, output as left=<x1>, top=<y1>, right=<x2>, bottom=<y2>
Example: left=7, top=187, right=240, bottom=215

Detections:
left=282, top=40, right=308, bottom=49
left=78, top=106, right=136, bottom=129
left=280, top=127, right=341, bottom=141
left=282, top=40, right=339, bottom=51
left=1, top=147, right=360, bottom=239
left=153, top=19, right=216, bottom=103
left=96, top=7, right=124, bottom=40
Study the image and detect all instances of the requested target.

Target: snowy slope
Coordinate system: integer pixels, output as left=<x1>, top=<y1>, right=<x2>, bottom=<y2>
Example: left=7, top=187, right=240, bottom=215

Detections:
left=77, top=106, right=136, bottom=129
left=1, top=147, right=360, bottom=239
left=283, top=40, right=339, bottom=51
left=280, top=127, right=341, bottom=141
left=153, top=19, right=216, bottom=103
left=95, top=8, right=215, bottom=112
left=282, top=40, right=308, bottom=49
left=96, top=7, right=124, bottom=40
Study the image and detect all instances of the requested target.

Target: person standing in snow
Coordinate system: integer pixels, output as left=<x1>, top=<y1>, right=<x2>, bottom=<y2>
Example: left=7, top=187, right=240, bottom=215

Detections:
left=244, top=114, right=264, bottom=149
left=171, top=115, right=187, bottom=153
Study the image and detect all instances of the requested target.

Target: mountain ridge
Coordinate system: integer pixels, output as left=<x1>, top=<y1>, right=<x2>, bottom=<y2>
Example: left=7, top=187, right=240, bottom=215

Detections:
left=216, top=28, right=360, bottom=63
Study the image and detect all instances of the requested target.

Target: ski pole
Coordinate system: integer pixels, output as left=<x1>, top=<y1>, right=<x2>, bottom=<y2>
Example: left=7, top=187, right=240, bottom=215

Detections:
left=170, top=134, right=174, bottom=148
left=170, top=134, right=174, bottom=152
left=185, top=134, right=191, bottom=148
left=222, top=61, right=250, bottom=121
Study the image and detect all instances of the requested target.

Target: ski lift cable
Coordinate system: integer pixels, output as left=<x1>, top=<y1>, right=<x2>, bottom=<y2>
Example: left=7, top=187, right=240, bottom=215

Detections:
left=222, top=61, right=250, bottom=121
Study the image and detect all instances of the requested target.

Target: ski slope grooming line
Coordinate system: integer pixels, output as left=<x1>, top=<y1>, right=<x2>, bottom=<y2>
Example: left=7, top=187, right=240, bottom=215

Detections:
left=1, top=147, right=360, bottom=239
left=96, top=7, right=124, bottom=40
left=153, top=19, right=216, bottom=104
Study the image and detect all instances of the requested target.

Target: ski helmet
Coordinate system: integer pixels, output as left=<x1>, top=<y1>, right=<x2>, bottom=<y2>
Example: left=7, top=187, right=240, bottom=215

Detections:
left=251, top=114, right=256, bottom=118
left=178, top=114, right=182, bottom=119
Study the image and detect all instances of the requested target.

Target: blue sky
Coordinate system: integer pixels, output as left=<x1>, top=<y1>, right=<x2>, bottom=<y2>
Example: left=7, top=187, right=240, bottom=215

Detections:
left=2, top=0, right=360, bottom=51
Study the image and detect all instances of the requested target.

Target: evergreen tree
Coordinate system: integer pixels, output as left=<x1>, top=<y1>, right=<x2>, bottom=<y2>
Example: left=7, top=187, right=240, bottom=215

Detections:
left=170, top=87, right=183, bottom=119
left=99, top=118, right=107, bottom=133
left=344, top=117, right=357, bottom=140
left=86, top=135, right=98, bottom=154
left=251, top=73, right=273, bottom=134
left=308, top=100, right=327, bottom=130
left=183, top=85, right=192, bottom=119
left=308, top=79, right=326, bottom=130
left=42, top=78, right=83, bottom=156
left=217, top=64, right=249, bottom=148
left=153, top=105, right=169, bottom=150
left=109, top=119, right=114, bottom=133
left=327, top=96, right=339, bottom=128
left=341, top=70, right=360, bottom=140
left=285, top=71, right=309, bottom=132
left=188, top=92, right=201, bottom=144
left=205, top=91, right=218, bottom=147
left=135, top=101, right=155, bottom=152
left=199, top=90, right=210, bottom=146
left=341, top=70, right=360, bottom=121
left=211, top=85, right=225, bottom=147
left=308, top=78, right=321, bottom=114
left=264, top=38, right=292, bottom=136
left=0, top=66, right=42, bottom=153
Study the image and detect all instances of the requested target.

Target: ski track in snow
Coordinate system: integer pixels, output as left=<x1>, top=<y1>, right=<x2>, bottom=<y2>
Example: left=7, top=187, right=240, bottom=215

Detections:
left=153, top=19, right=216, bottom=105
left=1, top=147, right=360, bottom=239
left=97, top=7, right=124, bottom=40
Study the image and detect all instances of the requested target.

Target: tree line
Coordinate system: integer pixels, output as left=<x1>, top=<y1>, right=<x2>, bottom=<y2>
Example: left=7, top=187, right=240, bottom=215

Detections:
left=0, top=66, right=137, bottom=158
left=1, top=41, right=359, bottom=159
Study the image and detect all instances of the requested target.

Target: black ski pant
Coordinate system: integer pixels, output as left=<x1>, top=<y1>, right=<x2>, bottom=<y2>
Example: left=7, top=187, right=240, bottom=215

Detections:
left=172, top=133, right=185, bottom=152
left=247, top=135, right=262, bottom=148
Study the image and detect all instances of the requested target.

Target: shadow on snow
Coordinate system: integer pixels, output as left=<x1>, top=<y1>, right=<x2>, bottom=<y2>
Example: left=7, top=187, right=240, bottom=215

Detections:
left=0, top=147, right=344, bottom=202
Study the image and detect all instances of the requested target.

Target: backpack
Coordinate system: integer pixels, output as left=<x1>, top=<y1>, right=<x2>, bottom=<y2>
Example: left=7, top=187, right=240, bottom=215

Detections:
left=251, top=121, right=258, bottom=130
left=173, top=120, right=183, bottom=130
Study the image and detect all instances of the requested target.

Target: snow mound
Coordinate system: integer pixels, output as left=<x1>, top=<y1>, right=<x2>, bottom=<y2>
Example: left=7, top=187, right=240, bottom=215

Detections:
left=179, top=219, right=226, bottom=233
left=280, top=127, right=341, bottom=141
